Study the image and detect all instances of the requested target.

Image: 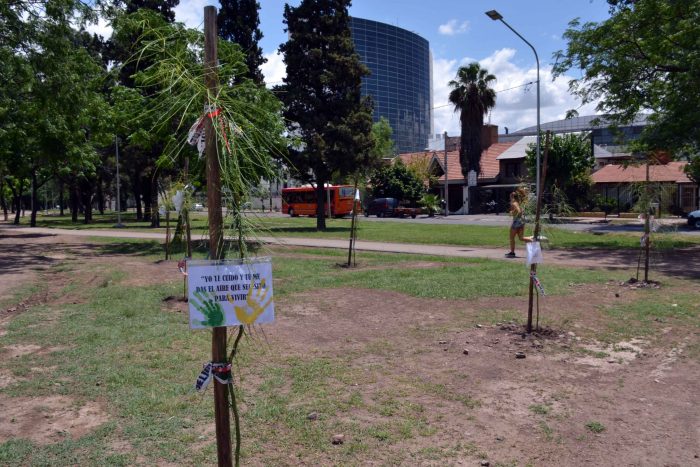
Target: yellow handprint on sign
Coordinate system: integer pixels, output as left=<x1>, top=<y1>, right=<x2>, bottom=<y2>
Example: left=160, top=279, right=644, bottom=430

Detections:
left=227, top=278, right=273, bottom=325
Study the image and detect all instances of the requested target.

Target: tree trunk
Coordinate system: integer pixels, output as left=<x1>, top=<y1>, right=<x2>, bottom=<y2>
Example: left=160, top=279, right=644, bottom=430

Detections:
left=97, top=174, right=105, bottom=215
left=0, top=177, right=7, bottom=221
left=69, top=178, right=79, bottom=223
left=59, top=178, right=65, bottom=216
left=30, top=167, right=38, bottom=227
left=81, top=177, right=94, bottom=224
left=149, top=176, right=159, bottom=228
left=315, top=181, right=326, bottom=231
left=11, top=180, right=23, bottom=225
left=133, top=172, right=143, bottom=221
left=142, top=175, right=152, bottom=222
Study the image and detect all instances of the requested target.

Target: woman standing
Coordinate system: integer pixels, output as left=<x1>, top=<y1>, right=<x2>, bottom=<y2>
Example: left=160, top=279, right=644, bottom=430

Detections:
left=505, top=188, right=531, bottom=258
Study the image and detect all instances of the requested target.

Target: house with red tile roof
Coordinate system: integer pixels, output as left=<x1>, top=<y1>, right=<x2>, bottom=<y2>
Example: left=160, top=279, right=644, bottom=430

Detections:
left=591, top=161, right=698, bottom=213
left=395, top=125, right=517, bottom=213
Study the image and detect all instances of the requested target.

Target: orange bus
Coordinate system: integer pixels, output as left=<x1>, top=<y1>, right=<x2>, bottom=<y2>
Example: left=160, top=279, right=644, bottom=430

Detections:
left=281, top=185, right=357, bottom=217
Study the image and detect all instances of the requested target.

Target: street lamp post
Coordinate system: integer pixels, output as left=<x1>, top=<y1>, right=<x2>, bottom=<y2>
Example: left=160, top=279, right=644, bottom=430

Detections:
left=485, top=10, right=541, bottom=225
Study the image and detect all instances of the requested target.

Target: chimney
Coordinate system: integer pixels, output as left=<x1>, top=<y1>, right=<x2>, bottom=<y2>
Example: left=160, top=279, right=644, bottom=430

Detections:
left=481, top=124, right=498, bottom=149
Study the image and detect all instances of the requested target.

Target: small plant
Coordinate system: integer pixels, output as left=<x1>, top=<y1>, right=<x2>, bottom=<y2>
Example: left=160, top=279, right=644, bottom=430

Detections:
left=585, top=421, right=606, bottom=433
left=529, top=404, right=550, bottom=415
left=420, top=193, right=441, bottom=217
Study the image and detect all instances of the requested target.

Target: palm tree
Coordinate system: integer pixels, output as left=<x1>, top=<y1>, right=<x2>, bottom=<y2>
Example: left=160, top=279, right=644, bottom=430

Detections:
left=448, top=63, right=496, bottom=177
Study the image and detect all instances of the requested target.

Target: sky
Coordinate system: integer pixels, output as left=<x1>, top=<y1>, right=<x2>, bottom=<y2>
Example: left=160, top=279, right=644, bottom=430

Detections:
left=90, top=0, right=614, bottom=136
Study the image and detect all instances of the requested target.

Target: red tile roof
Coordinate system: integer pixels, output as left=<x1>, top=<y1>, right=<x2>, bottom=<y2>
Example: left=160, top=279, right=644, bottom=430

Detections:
left=396, top=142, right=514, bottom=183
left=591, top=162, right=691, bottom=184
left=480, top=142, right=515, bottom=180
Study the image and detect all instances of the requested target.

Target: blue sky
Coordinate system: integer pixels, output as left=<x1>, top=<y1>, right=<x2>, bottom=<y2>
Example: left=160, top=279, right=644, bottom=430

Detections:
left=91, top=0, right=614, bottom=136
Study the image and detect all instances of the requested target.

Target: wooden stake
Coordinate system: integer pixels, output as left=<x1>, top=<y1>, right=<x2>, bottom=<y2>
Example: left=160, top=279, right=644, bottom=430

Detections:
left=527, top=131, right=551, bottom=333
left=165, top=210, right=171, bottom=260
left=644, top=160, right=650, bottom=282
left=204, top=7, right=232, bottom=467
left=347, top=180, right=358, bottom=267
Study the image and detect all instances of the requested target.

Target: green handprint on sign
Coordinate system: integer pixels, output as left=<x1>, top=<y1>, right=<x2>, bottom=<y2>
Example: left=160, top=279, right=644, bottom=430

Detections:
left=191, top=290, right=225, bottom=327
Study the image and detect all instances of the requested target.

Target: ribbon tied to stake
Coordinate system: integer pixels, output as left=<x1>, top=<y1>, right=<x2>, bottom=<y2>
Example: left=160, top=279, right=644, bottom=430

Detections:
left=187, top=105, right=235, bottom=158
left=177, top=258, right=188, bottom=276
left=195, top=362, right=233, bottom=392
left=530, top=272, right=546, bottom=296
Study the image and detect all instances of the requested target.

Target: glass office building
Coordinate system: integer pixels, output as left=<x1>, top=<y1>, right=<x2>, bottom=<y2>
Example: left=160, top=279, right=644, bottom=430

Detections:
left=349, top=17, right=433, bottom=153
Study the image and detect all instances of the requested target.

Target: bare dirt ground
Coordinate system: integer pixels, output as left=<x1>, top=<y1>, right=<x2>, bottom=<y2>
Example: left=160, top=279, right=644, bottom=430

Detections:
left=0, top=228, right=698, bottom=466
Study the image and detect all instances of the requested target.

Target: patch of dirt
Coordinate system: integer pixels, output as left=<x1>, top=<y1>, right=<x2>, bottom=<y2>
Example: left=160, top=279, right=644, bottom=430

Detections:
left=2, top=344, right=71, bottom=359
left=0, top=395, right=109, bottom=444
left=0, top=369, right=19, bottom=389
left=270, top=286, right=700, bottom=466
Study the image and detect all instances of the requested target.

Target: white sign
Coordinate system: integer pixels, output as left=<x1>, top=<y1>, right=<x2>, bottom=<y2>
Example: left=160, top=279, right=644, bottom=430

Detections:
left=468, top=170, right=477, bottom=187
left=188, top=258, right=274, bottom=329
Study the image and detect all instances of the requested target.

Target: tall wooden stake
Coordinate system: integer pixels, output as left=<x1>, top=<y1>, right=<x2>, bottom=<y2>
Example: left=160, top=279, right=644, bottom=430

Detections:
left=347, top=180, right=359, bottom=267
left=204, top=7, right=232, bottom=466
left=527, top=131, right=551, bottom=333
left=643, top=160, right=651, bottom=282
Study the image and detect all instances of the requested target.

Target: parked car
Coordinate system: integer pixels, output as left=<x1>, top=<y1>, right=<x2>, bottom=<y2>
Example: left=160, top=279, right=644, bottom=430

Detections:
left=193, top=203, right=204, bottom=211
left=364, top=197, right=421, bottom=218
left=687, top=209, right=700, bottom=229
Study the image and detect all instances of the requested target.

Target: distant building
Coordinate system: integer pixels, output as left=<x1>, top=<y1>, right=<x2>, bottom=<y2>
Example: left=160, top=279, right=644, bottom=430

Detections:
left=502, top=114, right=649, bottom=170
left=349, top=17, right=433, bottom=153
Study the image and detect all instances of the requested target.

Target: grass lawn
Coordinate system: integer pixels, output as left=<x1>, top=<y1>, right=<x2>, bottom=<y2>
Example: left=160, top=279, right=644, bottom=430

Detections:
left=17, top=211, right=700, bottom=250
left=1, top=236, right=698, bottom=465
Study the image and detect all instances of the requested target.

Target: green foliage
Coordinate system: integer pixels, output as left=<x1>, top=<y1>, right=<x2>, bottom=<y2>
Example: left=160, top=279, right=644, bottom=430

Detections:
left=371, top=116, right=395, bottom=158
left=420, top=193, right=440, bottom=216
left=553, top=0, right=700, bottom=152
left=278, top=0, right=375, bottom=230
left=369, top=160, right=425, bottom=204
left=594, top=195, right=617, bottom=217
left=448, top=62, right=496, bottom=176
left=120, top=9, right=285, bottom=254
left=585, top=421, right=606, bottom=434
left=684, top=156, right=700, bottom=185
left=526, top=133, right=594, bottom=211
left=218, top=0, right=266, bottom=85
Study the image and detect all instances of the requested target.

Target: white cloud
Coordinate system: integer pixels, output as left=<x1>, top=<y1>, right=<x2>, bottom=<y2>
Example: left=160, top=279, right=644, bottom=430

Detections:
left=438, top=19, right=470, bottom=36
left=431, top=48, right=599, bottom=136
left=174, top=0, right=214, bottom=29
left=85, top=17, right=112, bottom=39
left=261, top=50, right=286, bottom=87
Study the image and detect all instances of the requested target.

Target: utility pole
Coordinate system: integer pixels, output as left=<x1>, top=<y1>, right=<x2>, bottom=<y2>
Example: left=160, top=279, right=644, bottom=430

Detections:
left=204, top=6, right=233, bottom=466
left=444, top=131, right=449, bottom=217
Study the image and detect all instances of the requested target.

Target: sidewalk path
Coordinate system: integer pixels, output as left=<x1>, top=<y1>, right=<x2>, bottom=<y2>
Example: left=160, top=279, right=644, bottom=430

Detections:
left=2, top=225, right=697, bottom=280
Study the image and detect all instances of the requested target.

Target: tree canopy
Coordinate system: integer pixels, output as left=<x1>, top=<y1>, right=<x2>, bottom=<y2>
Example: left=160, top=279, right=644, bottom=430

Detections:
left=369, top=160, right=425, bottom=205
left=448, top=62, right=496, bottom=177
left=553, top=0, right=700, bottom=153
left=525, top=133, right=594, bottom=211
left=278, top=0, right=374, bottom=230
left=218, top=0, right=266, bottom=85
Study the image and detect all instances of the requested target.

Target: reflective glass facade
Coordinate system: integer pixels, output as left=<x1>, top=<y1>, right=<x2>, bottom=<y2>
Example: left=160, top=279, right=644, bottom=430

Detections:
left=349, top=17, right=432, bottom=153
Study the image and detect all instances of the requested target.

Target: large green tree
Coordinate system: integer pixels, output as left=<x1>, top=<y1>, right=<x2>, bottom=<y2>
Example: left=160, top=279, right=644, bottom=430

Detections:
left=553, top=0, right=700, bottom=152
left=107, top=0, right=180, bottom=225
left=218, top=0, right=266, bottom=85
left=525, top=132, right=595, bottom=211
left=0, top=0, right=109, bottom=226
left=369, top=160, right=424, bottom=205
left=448, top=62, right=496, bottom=177
left=278, top=0, right=374, bottom=230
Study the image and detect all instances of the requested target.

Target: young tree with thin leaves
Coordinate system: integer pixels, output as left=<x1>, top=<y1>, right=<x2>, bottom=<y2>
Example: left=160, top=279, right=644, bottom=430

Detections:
left=448, top=62, right=496, bottom=177
left=278, top=0, right=374, bottom=230
left=218, top=0, right=266, bottom=85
